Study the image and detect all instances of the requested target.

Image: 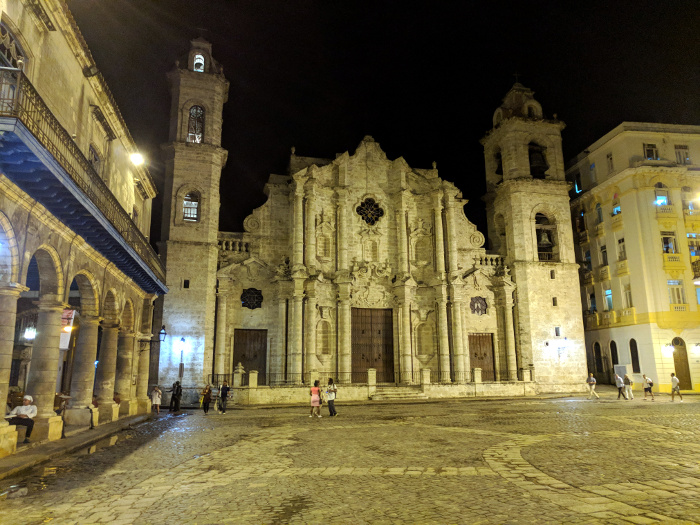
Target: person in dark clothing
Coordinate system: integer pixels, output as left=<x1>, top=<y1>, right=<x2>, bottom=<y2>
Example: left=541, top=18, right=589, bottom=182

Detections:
left=201, top=385, right=212, bottom=415
left=167, top=381, right=178, bottom=412
left=168, top=381, right=182, bottom=412
left=219, top=381, right=230, bottom=414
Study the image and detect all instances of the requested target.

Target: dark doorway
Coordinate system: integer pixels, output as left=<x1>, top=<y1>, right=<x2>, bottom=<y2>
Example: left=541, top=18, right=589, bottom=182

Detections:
left=469, top=333, right=495, bottom=381
left=233, top=329, right=267, bottom=385
left=672, top=337, right=692, bottom=390
left=351, top=308, right=394, bottom=383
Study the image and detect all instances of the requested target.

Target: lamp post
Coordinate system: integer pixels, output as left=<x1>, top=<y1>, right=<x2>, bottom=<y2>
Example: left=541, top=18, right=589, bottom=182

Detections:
left=178, top=337, right=186, bottom=381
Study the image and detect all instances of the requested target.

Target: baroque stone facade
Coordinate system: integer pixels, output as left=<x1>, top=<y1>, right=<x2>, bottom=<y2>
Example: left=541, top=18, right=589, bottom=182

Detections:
left=156, top=46, right=587, bottom=402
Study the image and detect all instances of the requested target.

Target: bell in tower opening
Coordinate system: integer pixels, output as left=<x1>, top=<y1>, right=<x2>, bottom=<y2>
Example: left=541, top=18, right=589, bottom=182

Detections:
left=528, top=142, right=548, bottom=179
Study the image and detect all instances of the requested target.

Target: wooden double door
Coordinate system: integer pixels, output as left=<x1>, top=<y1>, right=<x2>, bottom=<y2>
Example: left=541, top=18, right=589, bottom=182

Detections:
left=232, top=329, right=267, bottom=385
left=469, top=333, right=495, bottom=381
left=352, top=308, right=394, bottom=383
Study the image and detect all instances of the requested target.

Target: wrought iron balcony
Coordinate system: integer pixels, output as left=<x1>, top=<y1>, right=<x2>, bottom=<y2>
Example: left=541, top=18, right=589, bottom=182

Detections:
left=0, top=68, right=166, bottom=294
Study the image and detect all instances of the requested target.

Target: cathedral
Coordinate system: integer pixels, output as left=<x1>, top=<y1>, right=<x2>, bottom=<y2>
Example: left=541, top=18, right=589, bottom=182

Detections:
left=155, top=40, right=587, bottom=404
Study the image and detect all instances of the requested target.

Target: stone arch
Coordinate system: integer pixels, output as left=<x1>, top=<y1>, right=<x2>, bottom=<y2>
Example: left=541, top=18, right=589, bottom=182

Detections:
left=121, top=299, right=135, bottom=332
left=24, top=245, right=64, bottom=298
left=492, top=108, right=504, bottom=128
left=528, top=141, right=549, bottom=179
left=523, top=100, right=543, bottom=119
left=102, top=289, right=120, bottom=324
left=531, top=208, right=558, bottom=262
left=0, top=210, right=20, bottom=284
left=70, top=270, right=100, bottom=317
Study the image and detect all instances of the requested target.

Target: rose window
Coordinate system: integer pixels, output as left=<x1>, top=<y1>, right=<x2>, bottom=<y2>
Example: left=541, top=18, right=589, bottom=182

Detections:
left=356, top=198, right=385, bottom=225
left=241, top=288, right=263, bottom=310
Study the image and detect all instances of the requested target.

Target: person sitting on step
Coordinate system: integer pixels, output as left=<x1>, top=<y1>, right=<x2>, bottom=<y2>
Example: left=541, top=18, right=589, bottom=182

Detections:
left=5, top=395, right=37, bottom=444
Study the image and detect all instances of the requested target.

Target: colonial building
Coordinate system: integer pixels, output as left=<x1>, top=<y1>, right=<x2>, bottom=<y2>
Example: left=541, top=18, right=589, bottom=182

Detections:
left=567, top=123, right=700, bottom=392
left=156, top=48, right=587, bottom=404
left=0, top=1, right=166, bottom=457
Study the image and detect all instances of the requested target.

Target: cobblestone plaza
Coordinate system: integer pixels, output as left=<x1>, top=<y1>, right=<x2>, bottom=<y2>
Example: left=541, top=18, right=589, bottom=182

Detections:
left=1, top=393, right=699, bottom=524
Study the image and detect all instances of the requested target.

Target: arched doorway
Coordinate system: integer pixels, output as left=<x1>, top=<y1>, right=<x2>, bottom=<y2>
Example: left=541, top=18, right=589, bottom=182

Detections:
left=593, top=342, right=612, bottom=384
left=672, top=337, right=692, bottom=390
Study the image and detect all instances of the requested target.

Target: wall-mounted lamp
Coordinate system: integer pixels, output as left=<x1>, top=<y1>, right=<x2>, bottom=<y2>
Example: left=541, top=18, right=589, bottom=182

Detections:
left=130, top=153, right=145, bottom=166
left=24, top=327, right=36, bottom=341
left=662, top=343, right=675, bottom=358
left=63, top=325, right=73, bottom=333
left=158, top=325, right=167, bottom=342
left=179, top=337, right=186, bottom=380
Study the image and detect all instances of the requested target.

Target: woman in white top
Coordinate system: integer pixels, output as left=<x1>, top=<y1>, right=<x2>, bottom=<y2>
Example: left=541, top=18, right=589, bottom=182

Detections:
left=150, top=386, right=163, bottom=414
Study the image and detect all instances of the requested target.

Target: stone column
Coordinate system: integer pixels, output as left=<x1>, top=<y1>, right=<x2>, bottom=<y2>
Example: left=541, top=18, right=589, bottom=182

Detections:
left=336, top=189, right=348, bottom=272
left=0, top=285, right=25, bottom=457
left=433, top=194, right=446, bottom=275
left=95, top=322, right=119, bottom=423
left=437, top=297, right=451, bottom=383
left=503, top=294, right=518, bottom=381
left=400, top=300, right=413, bottom=383
left=288, top=294, right=303, bottom=383
left=304, top=292, right=317, bottom=378
left=214, top=292, right=227, bottom=376
left=444, top=188, right=460, bottom=274
left=451, top=300, right=466, bottom=383
left=292, top=185, right=305, bottom=269
left=337, top=289, right=351, bottom=384
left=305, top=187, right=316, bottom=271
left=115, top=330, right=137, bottom=416
left=24, top=299, right=65, bottom=441
left=136, top=341, right=151, bottom=414
left=271, top=295, right=286, bottom=384
left=397, top=206, right=409, bottom=276
left=65, top=315, right=101, bottom=428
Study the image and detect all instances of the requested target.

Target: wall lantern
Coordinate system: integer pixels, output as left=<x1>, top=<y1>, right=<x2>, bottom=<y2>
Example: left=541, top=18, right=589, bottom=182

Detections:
left=158, top=325, right=167, bottom=342
left=662, top=343, right=675, bottom=358
left=24, top=327, right=36, bottom=340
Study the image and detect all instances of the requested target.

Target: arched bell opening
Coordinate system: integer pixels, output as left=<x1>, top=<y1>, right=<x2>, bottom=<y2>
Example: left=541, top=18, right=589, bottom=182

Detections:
left=535, top=213, right=558, bottom=262
left=528, top=142, right=549, bottom=179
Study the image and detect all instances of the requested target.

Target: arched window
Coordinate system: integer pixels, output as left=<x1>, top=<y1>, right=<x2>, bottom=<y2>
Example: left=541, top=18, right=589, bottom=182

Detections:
left=187, top=105, right=205, bottom=143
left=183, top=191, right=200, bottom=222
left=528, top=142, right=548, bottom=179
left=193, top=53, right=205, bottom=72
left=610, top=340, right=618, bottom=365
left=593, top=342, right=603, bottom=373
left=535, top=213, right=557, bottom=261
left=629, top=339, right=640, bottom=373
left=494, top=149, right=503, bottom=177
left=595, top=203, right=603, bottom=224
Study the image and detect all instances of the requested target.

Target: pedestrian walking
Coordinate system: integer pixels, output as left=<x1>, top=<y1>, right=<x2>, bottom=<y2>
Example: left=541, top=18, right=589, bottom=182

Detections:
left=326, top=378, right=338, bottom=416
left=642, top=374, right=654, bottom=401
left=671, top=373, right=683, bottom=402
left=151, top=386, right=162, bottom=414
left=586, top=372, right=599, bottom=399
left=309, top=380, right=322, bottom=418
left=201, top=385, right=212, bottom=414
left=623, top=374, right=634, bottom=400
left=168, top=381, right=182, bottom=412
left=219, top=381, right=230, bottom=414
left=167, top=381, right=178, bottom=411
left=614, top=373, right=627, bottom=400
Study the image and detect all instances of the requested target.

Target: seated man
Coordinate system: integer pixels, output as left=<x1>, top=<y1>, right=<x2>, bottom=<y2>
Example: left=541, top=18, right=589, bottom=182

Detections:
left=5, top=395, right=37, bottom=444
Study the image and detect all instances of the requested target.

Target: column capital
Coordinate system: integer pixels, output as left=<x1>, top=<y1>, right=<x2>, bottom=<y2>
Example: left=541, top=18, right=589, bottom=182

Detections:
left=79, top=315, right=103, bottom=326
left=0, top=282, right=29, bottom=297
left=100, top=321, right=120, bottom=330
left=34, top=299, right=68, bottom=312
left=119, top=329, right=135, bottom=337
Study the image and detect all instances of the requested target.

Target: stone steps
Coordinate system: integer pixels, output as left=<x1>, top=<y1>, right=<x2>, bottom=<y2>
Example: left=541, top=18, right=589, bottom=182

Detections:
left=371, top=387, right=429, bottom=401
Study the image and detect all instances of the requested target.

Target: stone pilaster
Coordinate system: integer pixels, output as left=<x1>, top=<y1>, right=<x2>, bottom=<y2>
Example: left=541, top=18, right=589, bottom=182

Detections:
left=501, top=287, right=518, bottom=381
left=95, top=322, right=119, bottom=423
left=433, top=192, right=446, bottom=276
left=214, top=291, right=227, bottom=375
left=292, top=183, right=305, bottom=269
left=304, top=291, right=317, bottom=376
left=288, top=294, right=304, bottom=383
left=336, top=188, right=348, bottom=272
left=65, top=315, right=101, bottom=428
left=115, top=330, right=137, bottom=416
left=443, top=187, right=460, bottom=275
left=271, top=291, right=287, bottom=383
left=337, top=284, right=351, bottom=383
left=305, top=184, right=316, bottom=271
left=451, top=299, right=466, bottom=383
left=437, top=296, right=451, bottom=383
left=399, top=300, right=413, bottom=384
left=0, top=284, right=25, bottom=457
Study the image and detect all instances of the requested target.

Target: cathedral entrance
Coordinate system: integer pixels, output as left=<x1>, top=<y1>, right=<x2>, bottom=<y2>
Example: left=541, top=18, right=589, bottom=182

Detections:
left=469, top=333, right=495, bottom=381
left=351, top=308, right=394, bottom=383
left=232, top=329, right=267, bottom=385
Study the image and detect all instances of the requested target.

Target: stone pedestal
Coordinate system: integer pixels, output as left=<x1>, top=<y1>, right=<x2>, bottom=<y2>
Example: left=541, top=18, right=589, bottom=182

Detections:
left=98, top=401, right=118, bottom=424
left=367, top=368, right=377, bottom=397
left=31, top=415, right=63, bottom=442
left=0, top=423, right=18, bottom=458
left=249, top=370, right=259, bottom=389
left=473, top=368, right=483, bottom=383
left=421, top=368, right=431, bottom=386
left=64, top=407, right=94, bottom=428
left=120, top=399, right=138, bottom=416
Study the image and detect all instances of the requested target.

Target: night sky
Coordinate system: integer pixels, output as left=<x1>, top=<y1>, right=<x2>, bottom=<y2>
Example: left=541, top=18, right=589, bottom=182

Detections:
left=67, top=0, right=700, bottom=245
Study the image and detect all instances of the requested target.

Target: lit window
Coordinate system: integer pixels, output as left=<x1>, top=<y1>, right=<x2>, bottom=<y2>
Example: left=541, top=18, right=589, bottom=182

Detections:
left=604, top=289, right=613, bottom=311
left=612, top=204, right=621, bottom=216
left=644, top=143, right=659, bottom=160
left=193, top=53, right=205, bottom=72
left=675, top=145, right=690, bottom=165
left=183, top=192, right=200, bottom=222
left=187, top=105, right=205, bottom=143
left=617, top=238, right=626, bottom=261
left=661, top=231, right=677, bottom=254
left=654, top=183, right=670, bottom=206
left=687, top=233, right=700, bottom=257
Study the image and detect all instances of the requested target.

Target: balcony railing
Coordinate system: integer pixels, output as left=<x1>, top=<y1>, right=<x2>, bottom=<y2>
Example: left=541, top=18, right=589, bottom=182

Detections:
left=0, top=68, right=165, bottom=286
left=656, top=205, right=676, bottom=217
left=598, top=265, right=610, bottom=281
left=578, top=230, right=589, bottom=244
left=615, top=259, right=629, bottom=276
left=662, top=252, right=685, bottom=272
left=594, top=222, right=605, bottom=238
left=611, top=213, right=623, bottom=230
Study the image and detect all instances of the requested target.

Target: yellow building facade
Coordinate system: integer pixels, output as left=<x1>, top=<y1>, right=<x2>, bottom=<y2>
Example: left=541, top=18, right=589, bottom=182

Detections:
left=568, top=123, right=700, bottom=392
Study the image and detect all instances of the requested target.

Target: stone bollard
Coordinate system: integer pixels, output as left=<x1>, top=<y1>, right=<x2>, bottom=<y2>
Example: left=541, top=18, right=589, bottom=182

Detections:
left=528, top=364, right=535, bottom=382
left=473, top=368, right=482, bottom=383
left=233, top=362, right=245, bottom=388
left=421, top=368, right=431, bottom=386
left=248, top=370, right=258, bottom=389
left=368, top=368, right=377, bottom=398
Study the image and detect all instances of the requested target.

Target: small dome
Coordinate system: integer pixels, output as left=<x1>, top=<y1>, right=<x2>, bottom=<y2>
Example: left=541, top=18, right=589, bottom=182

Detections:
left=492, top=82, right=543, bottom=125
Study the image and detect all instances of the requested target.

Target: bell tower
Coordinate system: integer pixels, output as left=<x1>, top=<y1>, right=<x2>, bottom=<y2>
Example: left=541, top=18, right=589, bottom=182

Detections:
left=481, top=83, right=586, bottom=385
left=157, top=39, right=229, bottom=399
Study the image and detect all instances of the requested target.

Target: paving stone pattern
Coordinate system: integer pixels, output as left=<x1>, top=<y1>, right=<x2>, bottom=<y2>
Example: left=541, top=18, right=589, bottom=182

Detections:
left=1, top=395, right=700, bottom=524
